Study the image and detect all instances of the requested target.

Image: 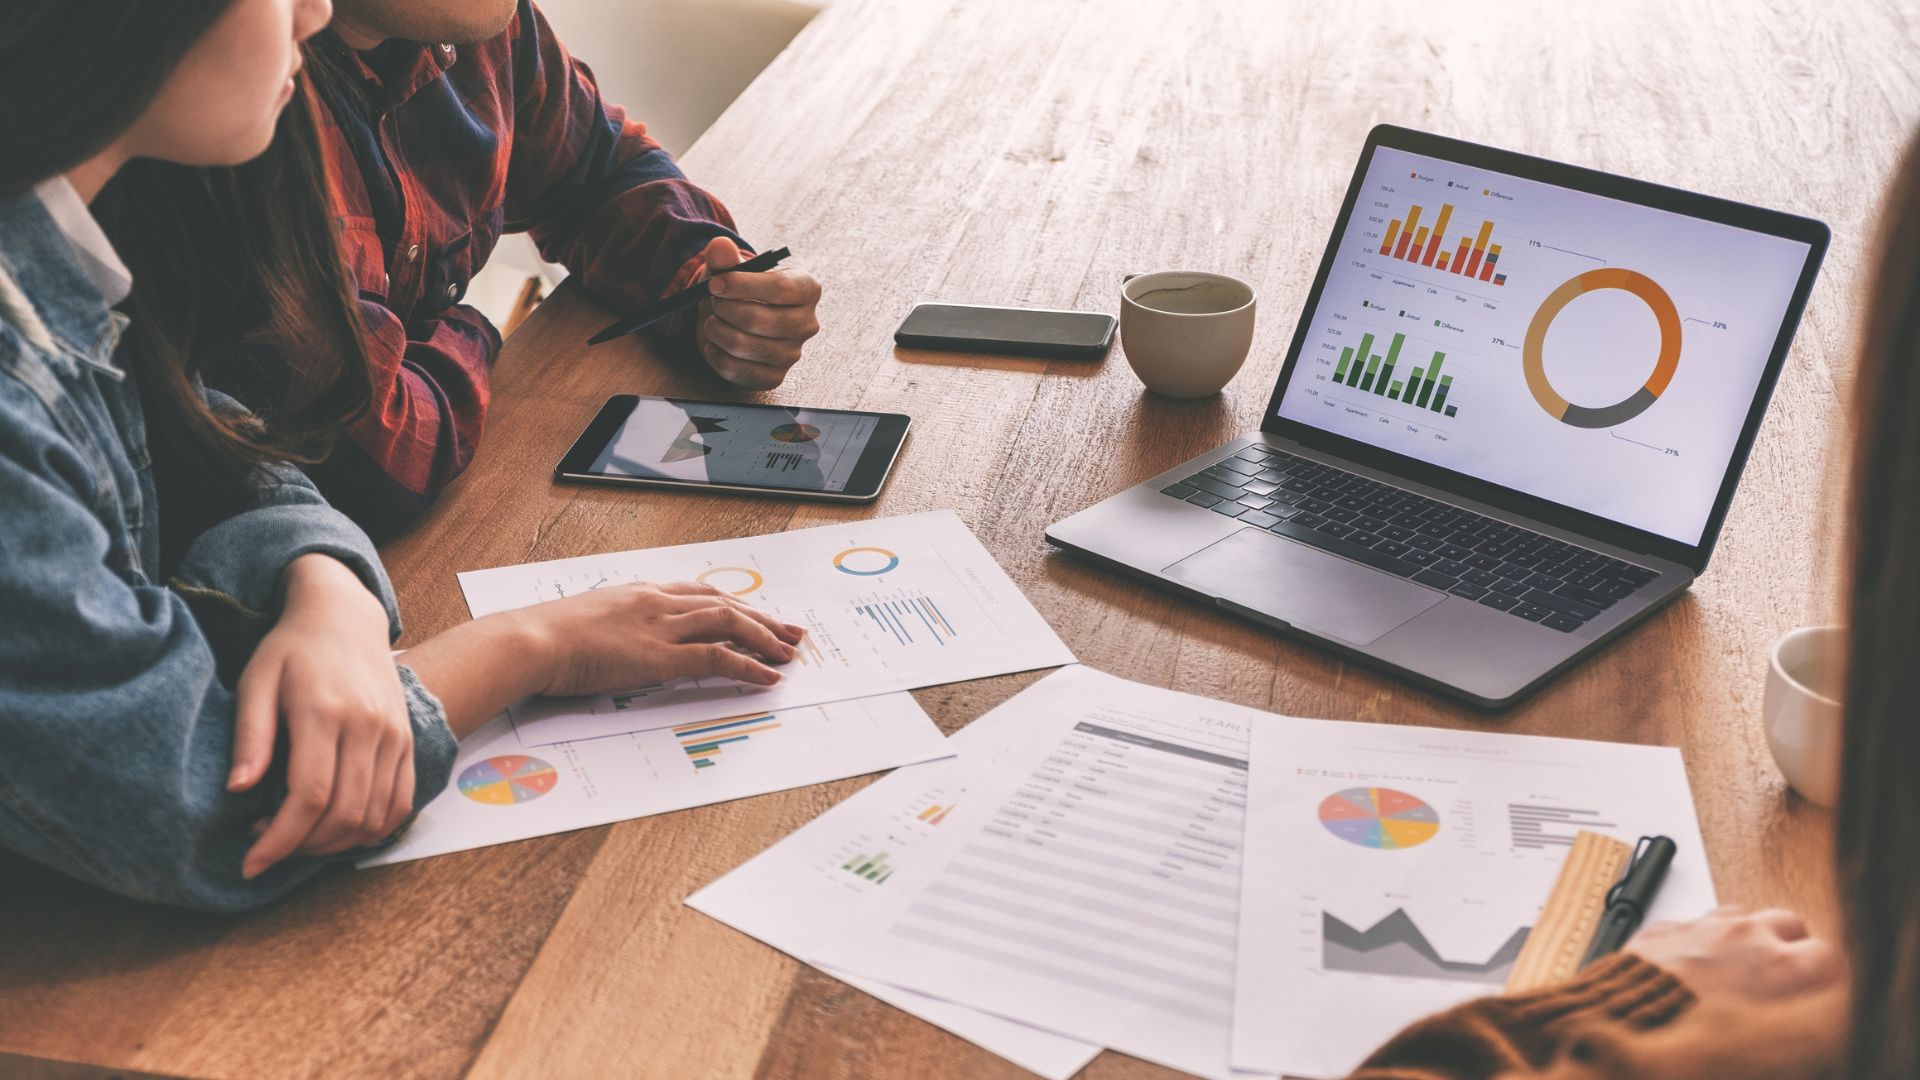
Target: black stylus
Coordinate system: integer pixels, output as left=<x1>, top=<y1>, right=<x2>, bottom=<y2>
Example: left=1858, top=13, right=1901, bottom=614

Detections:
left=587, top=246, right=792, bottom=346
left=1580, top=835, right=1677, bottom=969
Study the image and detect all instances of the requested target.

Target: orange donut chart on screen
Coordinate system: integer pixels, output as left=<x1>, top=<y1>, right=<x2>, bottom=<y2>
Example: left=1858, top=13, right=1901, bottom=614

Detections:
left=1522, top=268, right=1681, bottom=429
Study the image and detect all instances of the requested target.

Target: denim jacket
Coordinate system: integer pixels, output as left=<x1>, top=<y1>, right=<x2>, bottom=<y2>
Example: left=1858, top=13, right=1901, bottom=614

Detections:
left=0, top=189, right=457, bottom=911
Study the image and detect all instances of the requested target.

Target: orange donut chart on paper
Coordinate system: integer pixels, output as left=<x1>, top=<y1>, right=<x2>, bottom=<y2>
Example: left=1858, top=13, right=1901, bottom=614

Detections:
left=696, top=566, right=765, bottom=596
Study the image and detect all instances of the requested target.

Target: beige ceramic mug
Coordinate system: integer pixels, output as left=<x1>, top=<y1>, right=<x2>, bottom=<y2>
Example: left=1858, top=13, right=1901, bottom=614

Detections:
left=1120, top=271, right=1256, bottom=398
left=1763, top=625, right=1846, bottom=807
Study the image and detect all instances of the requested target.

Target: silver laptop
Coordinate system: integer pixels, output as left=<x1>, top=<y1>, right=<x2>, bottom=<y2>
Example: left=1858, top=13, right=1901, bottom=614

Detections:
left=1047, top=126, right=1828, bottom=707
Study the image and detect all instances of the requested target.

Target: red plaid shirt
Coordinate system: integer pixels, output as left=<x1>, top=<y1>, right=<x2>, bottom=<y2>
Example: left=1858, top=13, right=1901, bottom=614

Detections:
left=292, top=0, right=745, bottom=536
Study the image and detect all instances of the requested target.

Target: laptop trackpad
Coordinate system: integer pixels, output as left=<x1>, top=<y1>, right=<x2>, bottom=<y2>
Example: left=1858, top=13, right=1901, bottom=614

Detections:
left=1162, top=528, right=1445, bottom=647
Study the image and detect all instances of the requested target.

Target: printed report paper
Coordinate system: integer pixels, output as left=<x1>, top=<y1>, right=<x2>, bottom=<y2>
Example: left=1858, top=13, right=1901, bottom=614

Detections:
left=359, top=693, right=950, bottom=866
left=1231, top=716, right=1716, bottom=1078
left=456, top=510, right=1074, bottom=746
left=687, top=673, right=1102, bottom=1080
left=812, top=666, right=1276, bottom=1080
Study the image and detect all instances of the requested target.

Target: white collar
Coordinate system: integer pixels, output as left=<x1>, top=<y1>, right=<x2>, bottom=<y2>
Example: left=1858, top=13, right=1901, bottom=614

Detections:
left=33, top=176, right=132, bottom=307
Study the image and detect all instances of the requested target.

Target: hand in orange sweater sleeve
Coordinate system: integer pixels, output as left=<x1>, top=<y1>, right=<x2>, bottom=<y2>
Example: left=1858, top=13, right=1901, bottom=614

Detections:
left=1345, top=954, right=1695, bottom=1080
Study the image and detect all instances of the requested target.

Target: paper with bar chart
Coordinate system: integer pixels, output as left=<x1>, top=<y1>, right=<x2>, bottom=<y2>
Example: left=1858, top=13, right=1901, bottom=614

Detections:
left=456, top=510, right=1074, bottom=746
left=1230, top=716, right=1715, bottom=1078
left=357, top=692, right=950, bottom=866
left=814, top=667, right=1276, bottom=1080
left=1274, top=143, right=1815, bottom=544
left=687, top=670, right=1102, bottom=1080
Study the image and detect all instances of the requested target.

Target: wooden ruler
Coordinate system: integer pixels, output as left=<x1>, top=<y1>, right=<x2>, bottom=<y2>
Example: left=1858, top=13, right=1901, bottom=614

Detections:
left=1504, top=830, right=1633, bottom=993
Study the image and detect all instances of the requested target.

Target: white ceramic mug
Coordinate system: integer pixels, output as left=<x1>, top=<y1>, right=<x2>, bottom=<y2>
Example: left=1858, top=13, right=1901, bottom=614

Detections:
left=1763, top=624, right=1846, bottom=807
left=1120, top=271, right=1256, bottom=398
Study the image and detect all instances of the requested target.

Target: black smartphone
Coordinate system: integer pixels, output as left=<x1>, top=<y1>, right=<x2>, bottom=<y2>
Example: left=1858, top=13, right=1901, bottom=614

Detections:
left=894, top=302, right=1116, bottom=360
left=556, top=396, right=911, bottom=502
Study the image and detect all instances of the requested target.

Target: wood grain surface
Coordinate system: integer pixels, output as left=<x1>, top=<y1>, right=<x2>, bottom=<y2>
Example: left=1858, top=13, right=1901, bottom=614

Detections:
left=4, top=0, right=1918, bottom=1076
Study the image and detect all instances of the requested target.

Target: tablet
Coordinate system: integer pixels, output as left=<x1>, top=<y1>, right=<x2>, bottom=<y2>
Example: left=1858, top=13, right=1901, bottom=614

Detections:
left=555, top=395, right=910, bottom=502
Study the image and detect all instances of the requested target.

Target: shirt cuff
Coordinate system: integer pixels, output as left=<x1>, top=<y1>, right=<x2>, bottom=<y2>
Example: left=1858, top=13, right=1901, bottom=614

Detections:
left=645, top=244, right=752, bottom=361
left=397, top=662, right=458, bottom=809
left=170, top=502, right=405, bottom=643
left=1498, top=953, right=1695, bottom=1032
left=330, top=664, right=458, bottom=863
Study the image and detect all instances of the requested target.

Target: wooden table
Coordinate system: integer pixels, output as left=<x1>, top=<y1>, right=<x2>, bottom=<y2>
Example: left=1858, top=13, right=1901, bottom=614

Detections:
left=6, top=1, right=1919, bottom=1076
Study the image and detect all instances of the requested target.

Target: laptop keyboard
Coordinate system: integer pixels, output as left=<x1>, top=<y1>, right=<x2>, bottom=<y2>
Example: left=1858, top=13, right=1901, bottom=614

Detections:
left=1160, top=445, right=1659, bottom=634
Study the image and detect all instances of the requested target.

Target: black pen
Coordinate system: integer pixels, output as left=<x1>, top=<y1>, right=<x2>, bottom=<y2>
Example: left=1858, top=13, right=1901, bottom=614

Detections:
left=587, top=246, right=793, bottom=345
left=1580, top=835, right=1677, bottom=969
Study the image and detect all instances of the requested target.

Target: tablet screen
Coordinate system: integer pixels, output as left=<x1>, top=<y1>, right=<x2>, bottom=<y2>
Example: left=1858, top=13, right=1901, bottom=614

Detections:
left=587, top=398, right=883, bottom=493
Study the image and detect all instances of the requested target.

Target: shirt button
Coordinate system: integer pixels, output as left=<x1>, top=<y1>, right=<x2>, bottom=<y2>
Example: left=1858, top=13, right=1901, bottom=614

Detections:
left=407, top=244, right=420, bottom=262
left=447, top=283, right=460, bottom=300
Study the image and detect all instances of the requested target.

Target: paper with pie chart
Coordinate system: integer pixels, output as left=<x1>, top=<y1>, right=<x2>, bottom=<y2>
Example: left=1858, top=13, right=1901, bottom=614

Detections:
left=1230, top=714, right=1717, bottom=1078
left=456, top=510, right=1075, bottom=746
left=358, top=691, right=952, bottom=867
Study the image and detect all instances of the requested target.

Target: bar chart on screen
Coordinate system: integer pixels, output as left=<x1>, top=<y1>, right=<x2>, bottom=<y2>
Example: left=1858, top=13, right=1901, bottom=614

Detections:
left=1374, top=193, right=1511, bottom=286
left=1325, top=326, right=1469, bottom=419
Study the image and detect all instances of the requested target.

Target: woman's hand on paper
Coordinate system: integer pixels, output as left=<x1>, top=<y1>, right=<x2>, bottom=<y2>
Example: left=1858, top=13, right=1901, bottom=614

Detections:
left=525, top=580, right=808, bottom=697
left=1628, top=905, right=1843, bottom=1003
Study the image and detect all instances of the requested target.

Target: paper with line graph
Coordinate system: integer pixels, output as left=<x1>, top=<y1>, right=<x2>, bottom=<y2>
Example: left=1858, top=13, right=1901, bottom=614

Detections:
left=1229, top=714, right=1715, bottom=1078
left=357, top=692, right=950, bottom=866
left=456, top=510, right=1074, bottom=746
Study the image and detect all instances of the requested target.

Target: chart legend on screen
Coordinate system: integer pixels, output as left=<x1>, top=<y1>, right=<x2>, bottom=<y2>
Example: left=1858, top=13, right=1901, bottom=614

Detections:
left=1319, top=787, right=1441, bottom=849
left=673, top=713, right=782, bottom=769
left=457, top=755, right=559, bottom=806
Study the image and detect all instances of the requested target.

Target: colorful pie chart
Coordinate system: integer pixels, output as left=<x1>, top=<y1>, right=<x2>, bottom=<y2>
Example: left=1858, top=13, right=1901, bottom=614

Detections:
left=771, top=423, right=821, bottom=443
left=1319, top=786, right=1440, bottom=849
left=458, top=755, right=559, bottom=806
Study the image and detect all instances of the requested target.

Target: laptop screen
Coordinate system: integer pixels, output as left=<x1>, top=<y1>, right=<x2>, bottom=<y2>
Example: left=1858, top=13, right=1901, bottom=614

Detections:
left=1272, top=144, right=1813, bottom=546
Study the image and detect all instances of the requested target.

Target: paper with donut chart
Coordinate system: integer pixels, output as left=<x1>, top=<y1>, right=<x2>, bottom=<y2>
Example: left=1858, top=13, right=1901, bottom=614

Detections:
left=686, top=673, right=1103, bottom=1080
left=812, top=666, right=1277, bottom=1080
left=1230, top=715, right=1715, bottom=1078
left=455, top=510, right=1075, bottom=747
left=357, top=692, right=951, bottom=867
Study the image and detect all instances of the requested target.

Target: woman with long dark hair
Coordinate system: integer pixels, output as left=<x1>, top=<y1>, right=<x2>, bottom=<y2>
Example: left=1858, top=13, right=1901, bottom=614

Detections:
left=0, top=0, right=805, bottom=911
